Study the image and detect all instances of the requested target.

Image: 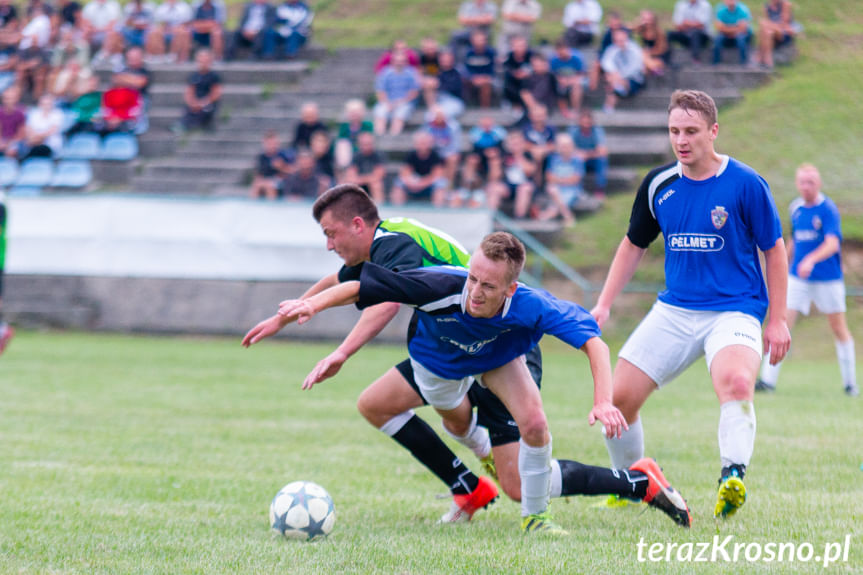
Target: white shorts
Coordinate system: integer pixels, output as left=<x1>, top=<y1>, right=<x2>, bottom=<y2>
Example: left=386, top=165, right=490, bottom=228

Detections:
left=619, top=301, right=763, bottom=387
left=410, top=358, right=475, bottom=411
left=787, top=275, right=846, bottom=315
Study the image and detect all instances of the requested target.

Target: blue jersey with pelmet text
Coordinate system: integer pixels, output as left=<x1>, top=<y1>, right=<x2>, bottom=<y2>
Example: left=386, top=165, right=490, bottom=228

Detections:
left=626, top=156, right=782, bottom=322
left=355, top=263, right=600, bottom=380
left=789, top=193, right=843, bottom=281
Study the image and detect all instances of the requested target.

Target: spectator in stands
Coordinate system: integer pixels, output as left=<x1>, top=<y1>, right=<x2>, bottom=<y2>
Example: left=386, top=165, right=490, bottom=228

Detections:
left=633, top=9, right=670, bottom=76
left=462, top=113, right=505, bottom=194
left=390, top=130, right=447, bottom=206
left=110, top=45, right=151, bottom=132
left=713, top=0, right=752, bottom=65
left=189, top=0, right=225, bottom=60
left=177, top=48, right=221, bottom=131
left=600, top=28, right=645, bottom=113
left=756, top=0, right=796, bottom=69
left=486, top=129, right=537, bottom=219
left=423, top=104, right=461, bottom=186
left=520, top=104, right=554, bottom=177
left=463, top=29, right=496, bottom=108
left=228, top=0, right=275, bottom=61
left=421, top=48, right=464, bottom=119
left=310, top=129, right=334, bottom=185
left=82, top=0, right=122, bottom=64
left=292, top=101, right=327, bottom=149
left=250, top=129, right=294, bottom=200
left=16, top=2, right=51, bottom=98
left=23, top=93, right=63, bottom=158
left=550, top=38, right=586, bottom=118
left=374, top=39, right=419, bottom=74
left=56, top=0, right=83, bottom=27
left=48, top=59, right=91, bottom=106
left=570, top=108, right=608, bottom=197
left=148, top=0, right=193, bottom=62
left=499, top=0, right=540, bottom=55
left=418, top=36, right=440, bottom=78
left=588, top=9, right=628, bottom=91
left=501, top=34, right=532, bottom=114
left=343, top=130, right=386, bottom=204
left=271, top=0, right=313, bottom=60
left=282, top=148, right=326, bottom=200
left=668, top=0, right=714, bottom=64
left=66, top=75, right=102, bottom=134
left=519, top=53, right=560, bottom=118
left=0, top=86, right=26, bottom=158
left=562, top=0, right=602, bottom=48
left=51, top=22, right=91, bottom=70
left=119, top=0, right=156, bottom=52
left=450, top=0, right=497, bottom=60
left=334, top=98, right=372, bottom=172
left=373, top=51, right=420, bottom=136
left=0, top=0, right=19, bottom=53
left=541, top=132, right=601, bottom=225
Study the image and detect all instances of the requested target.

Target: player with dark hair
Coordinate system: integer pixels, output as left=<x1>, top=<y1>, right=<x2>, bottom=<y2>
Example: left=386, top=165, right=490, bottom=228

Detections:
left=0, top=191, right=13, bottom=356
left=274, top=230, right=692, bottom=533
left=590, top=90, right=791, bottom=518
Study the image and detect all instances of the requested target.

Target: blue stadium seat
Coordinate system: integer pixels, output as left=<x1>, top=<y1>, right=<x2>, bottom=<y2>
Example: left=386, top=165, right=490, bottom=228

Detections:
left=0, top=156, right=18, bottom=187
left=50, top=160, right=92, bottom=188
left=61, top=109, right=79, bottom=133
left=60, top=132, right=101, bottom=160
left=7, top=186, right=43, bottom=197
left=15, top=158, right=54, bottom=187
left=100, top=133, right=139, bottom=161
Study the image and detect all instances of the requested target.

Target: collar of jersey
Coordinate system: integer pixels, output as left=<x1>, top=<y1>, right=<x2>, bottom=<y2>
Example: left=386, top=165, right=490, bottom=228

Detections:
left=676, top=154, right=730, bottom=181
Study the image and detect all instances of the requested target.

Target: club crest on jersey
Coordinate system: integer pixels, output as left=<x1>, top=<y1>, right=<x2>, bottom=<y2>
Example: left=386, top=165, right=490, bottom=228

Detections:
left=812, top=215, right=822, bottom=231
left=711, top=205, right=729, bottom=230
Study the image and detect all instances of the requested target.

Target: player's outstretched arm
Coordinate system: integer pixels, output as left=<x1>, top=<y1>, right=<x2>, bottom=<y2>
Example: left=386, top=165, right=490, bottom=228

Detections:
left=278, top=281, right=361, bottom=324
left=582, top=336, right=629, bottom=438
left=590, top=237, right=647, bottom=329
left=763, top=238, right=792, bottom=365
left=242, top=314, right=292, bottom=347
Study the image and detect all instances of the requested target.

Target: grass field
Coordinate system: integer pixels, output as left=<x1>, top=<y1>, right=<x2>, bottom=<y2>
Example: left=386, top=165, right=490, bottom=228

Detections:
left=1, top=330, right=860, bottom=574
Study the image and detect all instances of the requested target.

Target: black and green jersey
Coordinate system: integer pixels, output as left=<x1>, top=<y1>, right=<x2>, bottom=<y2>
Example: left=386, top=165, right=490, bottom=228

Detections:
left=338, top=217, right=470, bottom=282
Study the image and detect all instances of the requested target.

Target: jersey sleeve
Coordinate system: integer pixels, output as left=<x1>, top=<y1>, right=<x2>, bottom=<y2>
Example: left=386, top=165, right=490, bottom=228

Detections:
left=519, top=288, right=601, bottom=349
left=740, top=172, right=783, bottom=251
left=823, top=200, right=843, bottom=242
left=625, top=169, right=663, bottom=248
left=357, top=263, right=464, bottom=309
left=337, top=234, right=430, bottom=283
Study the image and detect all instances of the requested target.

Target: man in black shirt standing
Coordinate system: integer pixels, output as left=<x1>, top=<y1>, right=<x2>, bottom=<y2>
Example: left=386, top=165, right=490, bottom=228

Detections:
left=390, top=130, right=447, bottom=207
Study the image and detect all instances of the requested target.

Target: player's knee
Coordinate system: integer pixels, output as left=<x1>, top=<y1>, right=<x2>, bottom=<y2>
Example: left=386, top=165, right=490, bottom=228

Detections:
left=518, top=412, right=548, bottom=446
left=724, top=372, right=754, bottom=400
left=356, top=389, right=385, bottom=425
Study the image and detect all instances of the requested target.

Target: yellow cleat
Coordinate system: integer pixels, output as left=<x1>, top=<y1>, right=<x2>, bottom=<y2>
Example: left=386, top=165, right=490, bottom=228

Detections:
left=521, top=511, right=569, bottom=535
left=591, top=494, right=644, bottom=509
left=479, top=453, right=498, bottom=482
left=715, top=476, right=747, bottom=518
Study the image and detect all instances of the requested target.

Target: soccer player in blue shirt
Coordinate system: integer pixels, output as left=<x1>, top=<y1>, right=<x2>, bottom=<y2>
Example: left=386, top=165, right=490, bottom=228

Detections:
left=590, top=90, right=791, bottom=519
left=756, top=164, right=858, bottom=396
left=275, top=231, right=693, bottom=533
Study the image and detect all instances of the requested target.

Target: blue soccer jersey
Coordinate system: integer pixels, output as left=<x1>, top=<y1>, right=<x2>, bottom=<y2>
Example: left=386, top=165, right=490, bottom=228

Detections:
left=789, top=193, right=843, bottom=281
left=626, top=156, right=783, bottom=322
left=356, top=263, right=600, bottom=380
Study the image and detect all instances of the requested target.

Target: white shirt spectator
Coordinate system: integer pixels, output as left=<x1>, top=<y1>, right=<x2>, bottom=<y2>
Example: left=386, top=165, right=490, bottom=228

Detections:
left=82, top=0, right=123, bottom=31
left=601, top=38, right=645, bottom=83
left=27, top=106, right=65, bottom=154
left=672, top=0, right=714, bottom=35
left=19, top=13, right=52, bottom=49
left=154, top=0, right=193, bottom=26
left=458, top=0, right=498, bottom=34
left=562, top=0, right=602, bottom=36
left=501, top=0, right=541, bottom=41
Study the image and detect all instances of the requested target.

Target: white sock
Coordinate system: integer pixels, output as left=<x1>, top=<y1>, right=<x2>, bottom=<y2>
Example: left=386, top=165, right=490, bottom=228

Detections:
left=604, top=418, right=643, bottom=469
left=836, top=339, right=856, bottom=389
left=519, top=437, right=551, bottom=517
left=443, top=411, right=491, bottom=459
left=549, top=459, right=562, bottom=498
left=378, top=410, right=415, bottom=436
left=718, top=400, right=756, bottom=468
left=759, top=353, right=783, bottom=387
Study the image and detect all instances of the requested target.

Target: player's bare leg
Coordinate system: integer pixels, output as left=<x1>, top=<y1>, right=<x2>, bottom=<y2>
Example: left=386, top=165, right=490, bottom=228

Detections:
left=827, top=312, right=858, bottom=396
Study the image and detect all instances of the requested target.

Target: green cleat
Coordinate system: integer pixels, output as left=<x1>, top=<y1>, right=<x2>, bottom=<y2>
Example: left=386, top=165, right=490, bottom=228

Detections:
left=591, top=494, right=644, bottom=509
left=521, top=511, right=569, bottom=535
left=479, top=453, right=498, bottom=482
left=715, top=475, right=747, bottom=518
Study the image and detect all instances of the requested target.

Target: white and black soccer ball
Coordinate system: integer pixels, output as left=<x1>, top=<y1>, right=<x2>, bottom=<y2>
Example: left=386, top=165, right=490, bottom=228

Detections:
left=269, top=481, right=336, bottom=541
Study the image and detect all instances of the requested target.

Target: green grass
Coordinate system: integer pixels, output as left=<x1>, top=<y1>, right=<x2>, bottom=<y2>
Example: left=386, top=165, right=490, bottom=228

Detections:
left=1, top=330, right=860, bottom=574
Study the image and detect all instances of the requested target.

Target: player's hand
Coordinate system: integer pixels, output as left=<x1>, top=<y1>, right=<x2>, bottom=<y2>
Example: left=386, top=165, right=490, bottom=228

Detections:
left=796, top=259, right=814, bottom=280
left=302, top=349, right=349, bottom=390
left=588, top=401, right=629, bottom=439
left=278, top=299, right=317, bottom=325
left=241, top=314, right=289, bottom=347
left=590, top=305, right=610, bottom=330
left=763, top=317, right=791, bottom=365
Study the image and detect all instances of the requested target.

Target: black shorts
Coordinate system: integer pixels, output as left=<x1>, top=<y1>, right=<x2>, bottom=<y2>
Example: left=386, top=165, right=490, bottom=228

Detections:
left=396, top=345, right=543, bottom=447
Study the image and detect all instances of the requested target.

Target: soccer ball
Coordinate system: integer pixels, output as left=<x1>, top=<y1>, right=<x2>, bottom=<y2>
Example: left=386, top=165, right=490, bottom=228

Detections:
left=269, top=481, right=336, bottom=541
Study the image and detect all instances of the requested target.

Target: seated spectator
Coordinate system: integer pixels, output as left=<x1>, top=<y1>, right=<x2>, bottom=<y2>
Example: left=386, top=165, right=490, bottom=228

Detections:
left=486, top=129, right=537, bottom=218
left=668, top=0, right=714, bottom=64
left=569, top=108, right=608, bottom=197
left=343, top=130, right=386, bottom=204
left=148, top=0, right=193, bottom=62
left=499, top=0, right=541, bottom=55
left=390, top=130, right=447, bottom=206
left=588, top=9, right=629, bottom=91
left=373, top=51, right=420, bottom=136
left=449, top=0, right=497, bottom=61
left=713, top=0, right=752, bottom=65
left=334, top=98, right=373, bottom=172
left=189, top=0, right=225, bottom=60
left=421, top=48, right=464, bottom=119
left=501, top=34, right=533, bottom=113
left=56, top=0, right=83, bottom=27
left=756, top=0, right=797, bottom=69
left=51, top=23, right=91, bottom=70
left=100, top=85, right=142, bottom=134
left=0, top=42, right=17, bottom=96
left=463, top=29, right=496, bottom=108
left=423, top=104, right=461, bottom=185
left=66, top=75, right=102, bottom=134
left=16, top=3, right=52, bottom=98
left=251, top=130, right=293, bottom=199
left=550, top=38, right=586, bottom=117
left=110, top=46, right=151, bottom=132
left=23, top=93, right=63, bottom=158
left=462, top=113, right=505, bottom=193
left=82, top=0, right=123, bottom=64
left=520, top=104, right=554, bottom=176
left=600, top=28, right=645, bottom=113
left=282, top=148, right=326, bottom=200
left=271, top=0, right=313, bottom=60
left=562, top=0, right=602, bottom=48
left=292, top=101, right=327, bottom=150
left=227, top=0, right=275, bottom=61
left=119, top=0, right=156, bottom=52
left=48, top=59, right=92, bottom=106
left=418, top=36, right=440, bottom=78
left=633, top=10, right=670, bottom=76
left=0, top=0, right=20, bottom=53
left=520, top=53, right=560, bottom=119
left=176, top=48, right=221, bottom=131
left=374, top=39, right=419, bottom=74
left=310, top=129, right=334, bottom=184
left=541, top=132, right=601, bottom=225
left=0, top=86, right=26, bottom=158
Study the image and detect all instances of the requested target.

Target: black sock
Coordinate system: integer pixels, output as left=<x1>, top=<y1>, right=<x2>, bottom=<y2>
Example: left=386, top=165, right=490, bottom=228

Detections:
left=391, top=414, right=479, bottom=495
left=720, top=463, right=746, bottom=483
left=558, top=459, right=648, bottom=500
